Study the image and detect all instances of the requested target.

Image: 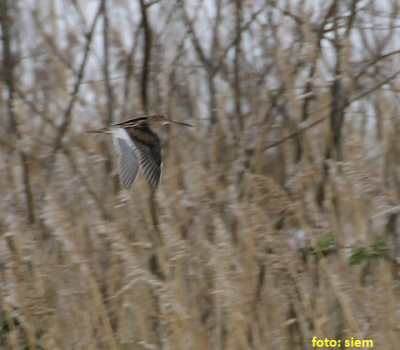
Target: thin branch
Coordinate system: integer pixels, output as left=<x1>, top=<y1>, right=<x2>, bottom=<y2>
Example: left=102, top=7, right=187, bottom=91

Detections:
left=0, top=0, right=35, bottom=224
left=102, top=0, right=114, bottom=190
left=233, top=0, right=243, bottom=132
left=122, top=21, right=142, bottom=119
left=103, top=0, right=114, bottom=126
left=16, top=89, right=110, bottom=220
left=43, top=0, right=104, bottom=185
left=345, top=0, right=358, bottom=38
left=139, top=0, right=152, bottom=114
left=179, top=0, right=211, bottom=72
left=32, top=10, right=78, bottom=74
left=264, top=68, right=400, bottom=151
left=216, top=5, right=266, bottom=70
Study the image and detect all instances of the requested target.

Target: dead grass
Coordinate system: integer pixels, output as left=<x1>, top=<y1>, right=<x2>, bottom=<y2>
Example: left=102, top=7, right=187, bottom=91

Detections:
left=1, top=0, right=400, bottom=349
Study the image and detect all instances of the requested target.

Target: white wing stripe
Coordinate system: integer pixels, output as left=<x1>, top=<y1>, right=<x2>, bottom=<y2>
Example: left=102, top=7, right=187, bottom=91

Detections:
left=111, top=128, right=140, bottom=190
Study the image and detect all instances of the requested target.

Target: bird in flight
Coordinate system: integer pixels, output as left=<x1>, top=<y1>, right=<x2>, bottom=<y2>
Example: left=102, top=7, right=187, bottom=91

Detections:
left=87, top=114, right=192, bottom=190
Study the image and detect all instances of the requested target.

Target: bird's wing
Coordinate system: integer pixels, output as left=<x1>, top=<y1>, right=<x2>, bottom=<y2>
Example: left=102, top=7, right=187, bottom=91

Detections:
left=126, top=124, right=162, bottom=190
left=111, top=128, right=140, bottom=190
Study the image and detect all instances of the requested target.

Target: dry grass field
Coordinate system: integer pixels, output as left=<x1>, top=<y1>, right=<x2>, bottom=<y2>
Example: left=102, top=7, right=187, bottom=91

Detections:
left=1, top=0, right=400, bottom=349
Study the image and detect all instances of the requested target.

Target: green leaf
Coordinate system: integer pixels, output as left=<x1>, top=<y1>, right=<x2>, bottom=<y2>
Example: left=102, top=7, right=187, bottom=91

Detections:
left=309, top=232, right=336, bottom=258
left=317, top=232, right=335, bottom=251
left=372, top=239, right=389, bottom=252
left=349, top=247, right=366, bottom=266
left=349, top=240, right=389, bottom=265
left=365, top=239, right=389, bottom=258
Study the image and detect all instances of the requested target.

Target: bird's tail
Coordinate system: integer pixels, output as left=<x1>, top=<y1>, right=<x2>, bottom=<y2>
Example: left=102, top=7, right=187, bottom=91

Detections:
left=86, top=128, right=110, bottom=134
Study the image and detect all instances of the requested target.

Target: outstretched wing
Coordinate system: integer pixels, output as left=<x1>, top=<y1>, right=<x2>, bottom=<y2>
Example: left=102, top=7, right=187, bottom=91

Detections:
left=111, top=128, right=140, bottom=190
left=126, top=123, right=162, bottom=190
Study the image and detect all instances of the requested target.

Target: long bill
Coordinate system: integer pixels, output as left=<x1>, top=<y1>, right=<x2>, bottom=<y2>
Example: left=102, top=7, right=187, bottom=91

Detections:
left=169, top=120, right=193, bottom=127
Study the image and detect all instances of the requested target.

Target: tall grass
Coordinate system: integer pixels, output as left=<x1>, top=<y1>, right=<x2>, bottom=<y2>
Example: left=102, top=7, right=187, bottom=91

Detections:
left=1, top=0, right=400, bottom=349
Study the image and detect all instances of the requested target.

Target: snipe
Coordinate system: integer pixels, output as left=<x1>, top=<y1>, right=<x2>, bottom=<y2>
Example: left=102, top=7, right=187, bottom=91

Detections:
left=87, top=114, right=192, bottom=190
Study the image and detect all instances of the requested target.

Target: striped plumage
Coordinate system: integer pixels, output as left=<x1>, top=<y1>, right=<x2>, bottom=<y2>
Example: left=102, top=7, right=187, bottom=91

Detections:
left=87, top=114, right=192, bottom=190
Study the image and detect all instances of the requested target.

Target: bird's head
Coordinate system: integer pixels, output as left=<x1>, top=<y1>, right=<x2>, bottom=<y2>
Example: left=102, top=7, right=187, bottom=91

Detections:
left=148, top=114, right=193, bottom=128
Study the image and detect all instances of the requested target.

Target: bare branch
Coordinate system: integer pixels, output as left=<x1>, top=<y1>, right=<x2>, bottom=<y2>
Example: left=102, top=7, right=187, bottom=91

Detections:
left=264, top=67, right=400, bottom=151
left=0, top=0, right=35, bottom=224
left=43, top=0, right=104, bottom=185
left=139, top=0, right=152, bottom=114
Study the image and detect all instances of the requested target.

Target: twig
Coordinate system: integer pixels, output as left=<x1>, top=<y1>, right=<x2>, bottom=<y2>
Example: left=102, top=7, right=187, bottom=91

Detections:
left=43, top=0, right=104, bottom=185
left=264, top=67, right=400, bottom=151
left=16, top=89, right=110, bottom=219
left=139, top=0, right=152, bottom=114
left=0, top=0, right=35, bottom=224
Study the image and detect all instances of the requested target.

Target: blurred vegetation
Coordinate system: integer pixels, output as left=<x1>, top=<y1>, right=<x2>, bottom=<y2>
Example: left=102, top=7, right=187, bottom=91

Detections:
left=1, top=0, right=400, bottom=349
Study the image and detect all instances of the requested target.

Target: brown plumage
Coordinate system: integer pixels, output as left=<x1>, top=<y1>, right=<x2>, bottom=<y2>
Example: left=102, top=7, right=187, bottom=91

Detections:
left=87, top=114, right=192, bottom=190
